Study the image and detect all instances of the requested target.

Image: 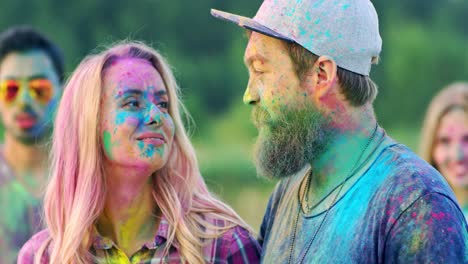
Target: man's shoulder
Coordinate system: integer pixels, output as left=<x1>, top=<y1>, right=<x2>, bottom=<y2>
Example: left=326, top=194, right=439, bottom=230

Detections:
left=377, top=142, right=454, bottom=196
left=369, top=141, right=460, bottom=217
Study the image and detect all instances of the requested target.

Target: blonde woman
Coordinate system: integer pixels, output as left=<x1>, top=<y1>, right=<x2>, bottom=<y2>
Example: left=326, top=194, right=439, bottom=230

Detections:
left=420, top=82, right=468, bottom=219
left=18, top=41, right=261, bottom=263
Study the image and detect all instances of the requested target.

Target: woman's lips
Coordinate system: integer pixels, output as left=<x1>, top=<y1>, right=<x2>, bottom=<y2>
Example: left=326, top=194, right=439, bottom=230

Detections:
left=454, top=167, right=468, bottom=179
left=136, top=132, right=165, bottom=147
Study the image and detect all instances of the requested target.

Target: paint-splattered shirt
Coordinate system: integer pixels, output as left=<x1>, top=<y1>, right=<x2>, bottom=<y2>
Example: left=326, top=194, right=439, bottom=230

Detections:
left=259, top=130, right=468, bottom=263
left=18, top=215, right=261, bottom=263
left=0, top=153, right=42, bottom=264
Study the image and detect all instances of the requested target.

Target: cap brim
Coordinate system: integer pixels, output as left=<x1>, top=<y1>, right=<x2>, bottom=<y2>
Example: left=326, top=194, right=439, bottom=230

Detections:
left=211, top=9, right=294, bottom=42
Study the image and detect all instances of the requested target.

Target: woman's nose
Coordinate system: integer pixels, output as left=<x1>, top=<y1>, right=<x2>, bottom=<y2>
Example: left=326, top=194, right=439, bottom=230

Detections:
left=454, top=142, right=465, bottom=162
left=145, top=103, right=163, bottom=126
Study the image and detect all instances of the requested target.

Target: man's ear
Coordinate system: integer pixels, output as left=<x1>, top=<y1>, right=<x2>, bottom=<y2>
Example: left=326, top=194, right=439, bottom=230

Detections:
left=302, top=56, right=336, bottom=96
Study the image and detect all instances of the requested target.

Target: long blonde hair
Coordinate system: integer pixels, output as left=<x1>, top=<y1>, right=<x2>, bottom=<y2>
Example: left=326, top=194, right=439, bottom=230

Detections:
left=37, top=41, right=251, bottom=263
left=419, top=82, right=468, bottom=167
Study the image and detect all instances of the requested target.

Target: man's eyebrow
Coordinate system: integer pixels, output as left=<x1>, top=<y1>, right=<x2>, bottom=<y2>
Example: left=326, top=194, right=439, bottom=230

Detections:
left=2, top=74, right=48, bottom=80
left=244, top=54, right=268, bottom=67
left=28, top=74, right=49, bottom=81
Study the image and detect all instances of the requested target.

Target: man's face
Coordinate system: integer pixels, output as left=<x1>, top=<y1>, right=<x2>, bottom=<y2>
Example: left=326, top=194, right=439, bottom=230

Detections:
left=0, top=50, right=61, bottom=145
left=243, top=32, right=307, bottom=118
left=244, top=32, right=332, bottom=179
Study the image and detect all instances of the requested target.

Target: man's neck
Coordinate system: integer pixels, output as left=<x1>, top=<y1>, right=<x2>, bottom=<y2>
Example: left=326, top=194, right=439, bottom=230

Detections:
left=97, top=166, right=160, bottom=257
left=305, top=106, right=378, bottom=207
left=2, top=132, right=48, bottom=179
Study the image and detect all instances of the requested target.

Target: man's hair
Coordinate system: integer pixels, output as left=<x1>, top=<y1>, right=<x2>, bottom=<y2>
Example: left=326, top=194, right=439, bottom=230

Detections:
left=285, top=42, right=378, bottom=106
left=0, top=25, right=65, bottom=83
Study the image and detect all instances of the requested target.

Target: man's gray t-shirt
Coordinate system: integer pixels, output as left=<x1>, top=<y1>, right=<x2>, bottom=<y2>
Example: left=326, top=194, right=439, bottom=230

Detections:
left=259, top=132, right=468, bottom=263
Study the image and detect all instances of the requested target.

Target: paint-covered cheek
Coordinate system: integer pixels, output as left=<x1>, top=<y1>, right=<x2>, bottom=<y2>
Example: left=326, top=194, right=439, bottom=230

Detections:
left=16, top=94, right=56, bottom=121
left=101, top=110, right=139, bottom=158
left=263, top=82, right=303, bottom=113
left=458, top=142, right=468, bottom=159
left=43, top=97, right=58, bottom=114
left=102, top=125, right=137, bottom=163
left=115, top=110, right=141, bottom=126
left=163, top=113, right=176, bottom=141
left=18, top=97, right=57, bottom=131
left=261, top=81, right=284, bottom=112
left=433, top=145, right=450, bottom=168
left=102, top=130, right=116, bottom=159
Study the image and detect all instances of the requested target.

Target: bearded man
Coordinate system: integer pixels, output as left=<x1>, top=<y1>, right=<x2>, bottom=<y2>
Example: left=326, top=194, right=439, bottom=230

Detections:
left=211, top=0, right=468, bottom=262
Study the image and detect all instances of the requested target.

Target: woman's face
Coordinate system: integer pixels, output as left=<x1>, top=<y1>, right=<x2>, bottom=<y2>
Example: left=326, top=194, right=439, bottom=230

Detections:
left=433, top=108, right=468, bottom=188
left=100, top=57, right=175, bottom=173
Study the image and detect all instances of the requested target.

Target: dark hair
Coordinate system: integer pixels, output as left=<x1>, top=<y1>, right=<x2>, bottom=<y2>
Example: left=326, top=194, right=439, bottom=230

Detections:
left=285, top=41, right=378, bottom=106
left=0, top=25, right=65, bottom=83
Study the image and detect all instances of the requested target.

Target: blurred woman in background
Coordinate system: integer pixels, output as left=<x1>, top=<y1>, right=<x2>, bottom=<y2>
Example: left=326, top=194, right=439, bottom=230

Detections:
left=420, top=82, right=468, bottom=219
left=18, top=41, right=261, bottom=264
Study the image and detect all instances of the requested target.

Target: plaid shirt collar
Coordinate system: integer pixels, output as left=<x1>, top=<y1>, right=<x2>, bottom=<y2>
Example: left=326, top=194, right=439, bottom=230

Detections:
left=92, top=215, right=180, bottom=251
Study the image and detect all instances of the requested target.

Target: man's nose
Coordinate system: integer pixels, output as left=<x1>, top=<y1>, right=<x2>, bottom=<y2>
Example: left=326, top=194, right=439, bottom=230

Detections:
left=17, top=85, right=33, bottom=106
left=243, top=80, right=259, bottom=105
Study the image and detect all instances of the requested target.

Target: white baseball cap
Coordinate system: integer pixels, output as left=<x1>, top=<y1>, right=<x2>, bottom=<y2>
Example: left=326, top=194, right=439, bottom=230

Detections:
left=211, top=0, right=382, bottom=76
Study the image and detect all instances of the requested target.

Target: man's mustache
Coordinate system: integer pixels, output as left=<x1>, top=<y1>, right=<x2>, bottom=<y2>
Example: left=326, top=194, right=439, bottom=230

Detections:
left=14, top=105, right=39, bottom=120
left=251, top=107, right=270, bottom=128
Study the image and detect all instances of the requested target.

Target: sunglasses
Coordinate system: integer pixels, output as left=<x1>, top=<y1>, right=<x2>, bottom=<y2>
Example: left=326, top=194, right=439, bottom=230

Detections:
left=0, top=78, right=54, bottom=105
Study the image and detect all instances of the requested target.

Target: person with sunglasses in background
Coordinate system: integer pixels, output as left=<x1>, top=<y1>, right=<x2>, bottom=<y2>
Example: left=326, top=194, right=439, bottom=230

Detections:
left=0, top=25, right=64, bottom=263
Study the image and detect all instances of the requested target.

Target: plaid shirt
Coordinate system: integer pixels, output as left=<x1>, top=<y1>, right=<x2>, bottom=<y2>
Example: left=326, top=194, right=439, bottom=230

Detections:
left=18, top=216, right=261, bottom=264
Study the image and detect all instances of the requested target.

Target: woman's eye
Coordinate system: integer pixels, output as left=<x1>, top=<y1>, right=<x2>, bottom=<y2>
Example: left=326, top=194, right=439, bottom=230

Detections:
left=462, top=135, right=468, bottom=143
left=158, top=102, right=169, bottom=109
left=123, top=99, right=140, bottom=108
left=438, top=137, right=450, bottom=145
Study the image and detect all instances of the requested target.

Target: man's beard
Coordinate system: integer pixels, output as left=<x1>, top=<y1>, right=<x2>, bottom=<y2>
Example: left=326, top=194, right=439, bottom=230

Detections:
left=252, top=104, right=333, bottom=179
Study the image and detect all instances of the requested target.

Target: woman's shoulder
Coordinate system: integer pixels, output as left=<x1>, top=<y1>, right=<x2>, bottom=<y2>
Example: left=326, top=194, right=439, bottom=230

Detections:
left=219, top=224, right=257, bottom=244
left=17, top=229, right=50, bottom=264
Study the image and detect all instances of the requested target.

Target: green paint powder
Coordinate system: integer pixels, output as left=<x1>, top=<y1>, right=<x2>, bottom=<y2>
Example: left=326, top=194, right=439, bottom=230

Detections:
left=103, top=131, right=113, bottom=159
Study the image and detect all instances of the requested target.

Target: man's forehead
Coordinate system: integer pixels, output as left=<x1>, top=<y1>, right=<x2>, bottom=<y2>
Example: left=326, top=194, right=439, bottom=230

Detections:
left=244, top=42, right=268, bottom=65
left=0, top=50, right=56, bottom=79
left=244, top=32, right=286, bottom=64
